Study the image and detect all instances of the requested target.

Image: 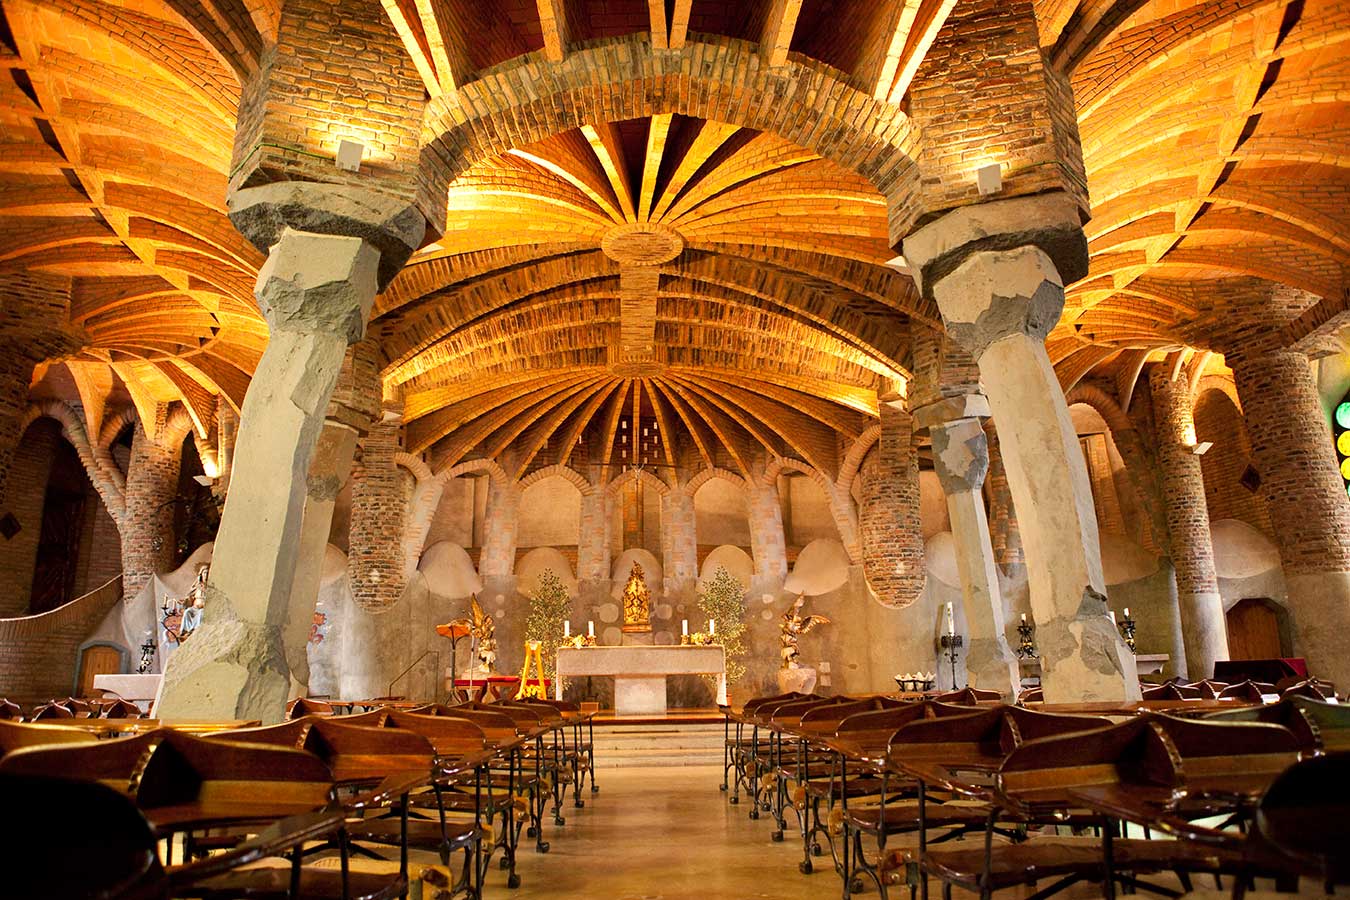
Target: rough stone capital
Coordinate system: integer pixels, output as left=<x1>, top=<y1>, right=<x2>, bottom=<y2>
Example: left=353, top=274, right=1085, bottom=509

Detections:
left=930, top=246, right=1067, bottom=359
left=230, top=182, right=427, bottom=290
left=256, top=229, right=381, bottom=342
left=911, top=393, right=991, bottom=430
left=901, top=192, right=1088, bottom=300
left=931, top=417, right=990, bottom=495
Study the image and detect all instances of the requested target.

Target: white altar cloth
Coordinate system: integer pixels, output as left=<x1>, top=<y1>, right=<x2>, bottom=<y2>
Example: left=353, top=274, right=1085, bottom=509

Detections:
left=93, top=673, right=162, bottom=712
left=555, top=645, right=727, bottom=715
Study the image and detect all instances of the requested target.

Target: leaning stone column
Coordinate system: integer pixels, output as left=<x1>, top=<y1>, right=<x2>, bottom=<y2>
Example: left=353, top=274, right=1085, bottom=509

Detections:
left=157, top=185, right=424, bottom=722
left=747, top=475, right=788, bottom=581
left=859, top=399, right=925, bottom=607
left=1231, top=349, right=1350, bottom=687
left=918, top=397, right=1020, bottom=698
left=903, top=194, right=1138, bottom=702
left=479, top=476, right=521, bottom=579
left=1148, top=367, right=1226, bottom=679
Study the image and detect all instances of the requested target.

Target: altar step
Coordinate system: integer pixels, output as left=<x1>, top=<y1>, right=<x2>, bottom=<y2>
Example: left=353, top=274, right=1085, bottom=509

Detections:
left=590, top=721, right=726, bottom=768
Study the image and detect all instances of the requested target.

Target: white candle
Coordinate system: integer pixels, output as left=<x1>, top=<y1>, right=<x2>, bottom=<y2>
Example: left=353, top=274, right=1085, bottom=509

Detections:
left=1020, top=613, right=1026, bottom=623
left=681, top=619, right=688, bottom=636
left=587, top=621, right=594, bottom=637
left=1123, top=608, right=1130, bottom=618
left=1108, top=610, right=1117, bottom=625
left=946, top=601, right=955, bottom=634
left=709, top=619, right=716, bottom=636
left=564, top=621, right=570, bottom=638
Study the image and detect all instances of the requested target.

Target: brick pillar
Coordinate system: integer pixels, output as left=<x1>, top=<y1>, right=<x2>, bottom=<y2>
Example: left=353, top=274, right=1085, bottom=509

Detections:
left=577, top=489, right=611, bottom=581
left=859, top=400, right=924, bottom=607
left=120, top=414, right=185, bottom=603
left=661, top=489, right=698, bottom=583
left=984, top=423, right=1024, bottom=571
left=0, top=354, right=35, bottom=513
left=1232, top=349, right=1350, bottom=687
left=1148, top=367, right=1227, bottom=679
left=348, top=406, right=409, bottom=610
left=748, top=475, right=787, bottom=581
left=480, top=477, right=520, bottom=578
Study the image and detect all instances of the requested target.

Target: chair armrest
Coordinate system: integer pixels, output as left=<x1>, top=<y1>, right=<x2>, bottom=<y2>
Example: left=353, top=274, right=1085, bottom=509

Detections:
left=167, top=809, right=344, bottom=886
left=347, top=771, right=429, bottom=810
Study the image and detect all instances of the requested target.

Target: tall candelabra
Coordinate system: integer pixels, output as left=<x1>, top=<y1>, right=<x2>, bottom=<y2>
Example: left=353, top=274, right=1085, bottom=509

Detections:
left=137, top=631, right=156, bottom=674
left=1016, top=618, right=1037, bottom=659
left=1117, top=609, right=1137, bottom=653
left=939, top=633, right=963, bottom=689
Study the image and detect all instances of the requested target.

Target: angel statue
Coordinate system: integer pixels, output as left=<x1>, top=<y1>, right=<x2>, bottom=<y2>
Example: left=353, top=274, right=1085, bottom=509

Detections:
left=780, top=596, right=830, bottom=670
left=469, top=595, right=497, bottom=675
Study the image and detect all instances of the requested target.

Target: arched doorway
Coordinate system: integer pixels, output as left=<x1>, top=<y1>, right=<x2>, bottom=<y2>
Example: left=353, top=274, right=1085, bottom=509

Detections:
left=1225, top=598, right=1287, bottom=661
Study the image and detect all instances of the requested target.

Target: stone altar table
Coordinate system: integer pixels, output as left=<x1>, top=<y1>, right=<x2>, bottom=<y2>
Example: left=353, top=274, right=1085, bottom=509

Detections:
left=93, top=673, right=162, bottom=713
left=555, top=645, right=727, bottom=715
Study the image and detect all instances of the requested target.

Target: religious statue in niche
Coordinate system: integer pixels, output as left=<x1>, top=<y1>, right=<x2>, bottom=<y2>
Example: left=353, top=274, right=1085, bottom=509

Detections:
left=620, top=561, right=652, bottom=633
left=161, top=564, right=209, bottom=645
left=777, top=596, right=830, bottom=694
left=468, top=595, right=498, bottom=675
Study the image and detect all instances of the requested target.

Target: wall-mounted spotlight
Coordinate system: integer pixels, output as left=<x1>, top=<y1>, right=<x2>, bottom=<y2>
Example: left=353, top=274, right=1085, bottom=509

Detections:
left=1191, top=441, right=1213, bottom=456
left=976, top=163, right=1002, bottom=196
left=192, top=474, right=215, bottom=487
left=336, top=139, right=365, bottom=173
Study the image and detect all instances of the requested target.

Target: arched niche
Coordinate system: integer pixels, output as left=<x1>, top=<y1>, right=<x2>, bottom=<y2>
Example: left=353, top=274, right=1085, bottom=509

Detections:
left=611, top=548, right=662, bottom=596
left=697, top=544, right=753, bottom=592
left=1194, top=387, right=1271, bottom=536
left=518, top=475, right=581, bottom=549
left=517, top=547, right=578, bottom=598
left=693, top=477, right=749, bottom=548
left=1211, top=519, right=1281, bottom=580
left=418, top=540, right=483, bottom=599
left=778, top=472, right=837, bottom=547
left=784, top=538, right=851, bottom=597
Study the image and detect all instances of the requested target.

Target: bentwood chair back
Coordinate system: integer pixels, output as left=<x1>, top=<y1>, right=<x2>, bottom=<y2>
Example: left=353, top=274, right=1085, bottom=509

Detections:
left=1254, top=751, right=1350, bottom=889
left=214, top=717, right=315, bottom=748
left=1004, top=705, right=1113, bottom=746
left=286, top=697, right=334, bottom=719
left=0, top=717, right=99, bottom=760
left=29, top=701, right=75, bottom=721
left=834, top=701, right=932, bottom=738
left=1290, top=695, right=1350, bottom=753
left=0, top=728, right=160, bottom=792
left=1217, top=680, right=1266, bottom=702
left=934, top=686, right=1001, bottom=704
left=0, top=698, right=22, bottom=720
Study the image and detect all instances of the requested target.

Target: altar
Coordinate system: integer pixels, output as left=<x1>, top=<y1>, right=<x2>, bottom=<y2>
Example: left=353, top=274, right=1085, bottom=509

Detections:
left=555, top=645, right=727, bottom=715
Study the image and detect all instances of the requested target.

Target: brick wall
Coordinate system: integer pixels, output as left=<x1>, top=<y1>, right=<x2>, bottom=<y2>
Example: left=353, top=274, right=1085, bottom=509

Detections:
left=1193, top=385, right=1274, bottom=536
left=660, top=490, right=698, bottom=582
left=1149, top=368, right=1220, bottom=596
left=0, top=576, right=122, bottom=707
left=859, top=401, right=924, bottom=606
left=0, top=420, right=59, bottom=616
left=1232, top=350, right=1350, bottom=575
left=577, top=489, right=611, bottom=580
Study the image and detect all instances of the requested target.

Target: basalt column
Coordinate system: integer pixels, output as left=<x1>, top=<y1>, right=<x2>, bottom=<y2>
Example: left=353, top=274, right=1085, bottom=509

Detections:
left=919, top=398, right=1020, bottom=698
left=1231, top=349, right=1350, bottom=687
left=903, top=195, right=1138, bottom=702
left=1148, top=367, right=1226, bottom=679
left=859, top=399, right=924, bottom=607
left=282, top=341, right=380, bottom=695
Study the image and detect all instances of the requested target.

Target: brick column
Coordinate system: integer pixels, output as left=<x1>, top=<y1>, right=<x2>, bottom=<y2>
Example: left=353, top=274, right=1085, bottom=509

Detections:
left=859, top=399, right=925, bottom=607
left=349, top=407, right=409, bottom=610
left=1231, top=349, right=1350, bottom=687
left=748, top=475, right=788, bottom=581
left=480, top=476, right=521, bottom=579
left=984, top=424, right=1024, bottom=572
left=120, top=413, right=186, bottom=603
left=1148, top=367, right=1227, bottom=679
left=661, top=489, right=698, bottom=584
left=903, top=194, right=1138, bottom=702
left=921, top=398, right=1019, bottom=697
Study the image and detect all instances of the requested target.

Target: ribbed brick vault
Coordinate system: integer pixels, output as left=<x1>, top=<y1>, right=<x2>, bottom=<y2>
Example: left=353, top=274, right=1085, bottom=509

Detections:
left=0, top=0, right=1346, bottom=478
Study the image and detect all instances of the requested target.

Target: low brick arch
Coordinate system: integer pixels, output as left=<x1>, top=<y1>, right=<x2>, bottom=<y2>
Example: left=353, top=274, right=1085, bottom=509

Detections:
left=1065, top=383, right=1136, bottom=438
left=24, top=400, right=126, bottom=523
left=392, top=451, right=434, bottom=482
left=682, top=467, right=747, bottom=497
left=763, top=455, right=864, bottom=565
left=434, top=457, right=511, bottom=485
left=421, top=34, right=922, bottom=231
left=520, top=463, right=595, bottom=497
left=839, top=424, right=882, bottom=499
left=605, top=466, right=671, bottom=499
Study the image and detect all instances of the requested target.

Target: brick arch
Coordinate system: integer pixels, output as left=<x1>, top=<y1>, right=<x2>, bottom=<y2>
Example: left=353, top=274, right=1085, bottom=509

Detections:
left=605, top=467, right=671, bottom=499
left=1193, top=382, right=1271, bottom=536
left=683, top=467, right=747, bottom=497
left=421, top=34, right=922, bottom=229
left=435, top=457, right=511, bottom=485
left=393, top=451, right=434, bottom=482
left=1065, top=383, right=1136, bottom=436
left=23, top=400, right=126, bottom=523
left=98, top=407, right=137, bottom=451
left=520, top=464, right=595, bottom=496
left=762, top=455, right=864, bottom=565
left=838, top=424, right=881, bottom=497
left=1194, top=374, right=1243, bottom=416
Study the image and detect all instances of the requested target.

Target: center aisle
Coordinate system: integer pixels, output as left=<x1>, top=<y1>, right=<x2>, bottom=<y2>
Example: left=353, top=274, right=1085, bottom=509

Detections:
left=505, top=764, right=825, bottom=900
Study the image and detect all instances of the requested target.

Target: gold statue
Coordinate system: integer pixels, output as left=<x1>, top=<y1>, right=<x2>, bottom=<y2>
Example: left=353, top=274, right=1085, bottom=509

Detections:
left=780, top=596, right=829, bottom=669
left=469, top=595, right=497, bottom=674
left=620, top=561, right=651, bottom=633
left=514, top=640, right=547, bottom=700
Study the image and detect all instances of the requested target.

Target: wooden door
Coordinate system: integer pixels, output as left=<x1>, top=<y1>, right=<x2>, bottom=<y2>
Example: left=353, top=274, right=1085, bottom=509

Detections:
left=1226, top=599, right=1283, bottom=660
left=77, top=646, right=122, bottom=697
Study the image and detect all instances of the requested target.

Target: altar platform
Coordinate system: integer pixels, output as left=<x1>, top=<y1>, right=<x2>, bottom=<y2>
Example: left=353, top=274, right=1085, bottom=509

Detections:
left=556, top=644, right=727, bottom=715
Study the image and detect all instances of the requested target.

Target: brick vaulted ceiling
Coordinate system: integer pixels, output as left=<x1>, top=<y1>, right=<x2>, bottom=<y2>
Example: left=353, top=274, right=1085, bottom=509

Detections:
left=0, top=0, right=1346, bottom=480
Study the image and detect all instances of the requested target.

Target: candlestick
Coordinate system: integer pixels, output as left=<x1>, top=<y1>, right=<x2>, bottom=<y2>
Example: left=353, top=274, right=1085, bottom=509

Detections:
left=1016, top=618, right=1037, bottom=659
left=587, top=620, right=594, bottom=637
left=681, top=619, right=688, bottom=636
left=1108, top=610, right=1117, bottom=626
left=1020, top=613, right=1026, bottom=623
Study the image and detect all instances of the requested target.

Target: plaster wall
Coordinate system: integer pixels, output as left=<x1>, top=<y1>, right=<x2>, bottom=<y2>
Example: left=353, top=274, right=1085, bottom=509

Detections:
left=694, top=479, right=750, bottom=547
left=423, top=476, right=475, bottom=550
left=517, top=477, right=581, bottom=548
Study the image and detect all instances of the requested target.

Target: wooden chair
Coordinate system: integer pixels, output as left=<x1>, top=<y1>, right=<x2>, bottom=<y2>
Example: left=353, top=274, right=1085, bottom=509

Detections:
left=513, top=697, right=599, bottom=805
left=286, top=697, right=334, bottom=718
left=934, top=687, right=1001, bottom=704
left=0, top=698, right=23, bottom=720
left=1251, top=752, right=1350, bottom=892
left=0, top=717, right=98, bottom=759
left=1016, top=687, right=1043, bottom=705
left=101, top=698, right=145, bottom=719
left=1218, top=680, right=1267, bottom=702
left=1141, top=681, right=1189, bottom=701
left=1279, top=678, right=1334, bottom=702
left=28, top=700, right=75, bottom=720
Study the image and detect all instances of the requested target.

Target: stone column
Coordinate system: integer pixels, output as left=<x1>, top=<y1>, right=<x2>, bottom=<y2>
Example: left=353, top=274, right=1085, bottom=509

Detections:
left=157, top=185, right=425, bottom=723
left=1148, top=367, right=1227, bottom=679
left=919, top=398, right=1020, bottom=698
left=1231, top=349, right=1350, bottom=687
left=661, top=489, right=698, bottom=585
left=577, top=489, right=612, bottom=581
left=479, top=476, right=520, bottom=579
left=120, top=415, right=184, bottom=603
left=859, top=399, right=925, bottom=607
left=747, top=476, right=788, bottom=581
left=903, top=194, right=1138, bottom=702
